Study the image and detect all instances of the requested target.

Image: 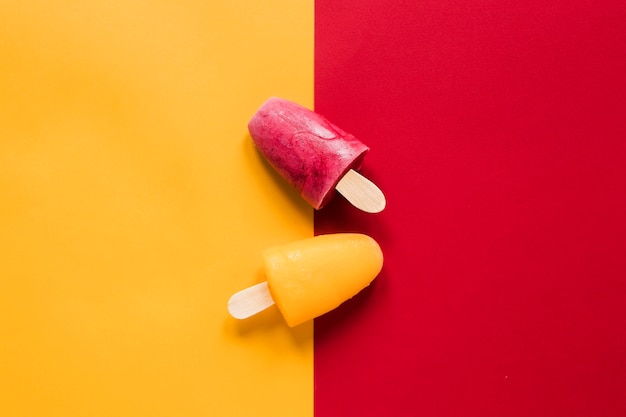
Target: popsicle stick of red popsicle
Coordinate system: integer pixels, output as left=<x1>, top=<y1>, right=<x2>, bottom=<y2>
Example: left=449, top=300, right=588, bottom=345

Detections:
left=335, top=168, right=386, bottom=213
left=248, top=97, right=386, bottom=213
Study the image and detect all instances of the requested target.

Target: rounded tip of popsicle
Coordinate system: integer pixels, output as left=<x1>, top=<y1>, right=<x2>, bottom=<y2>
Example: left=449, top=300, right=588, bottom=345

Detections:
left=335, top=169, right=386, bottom=213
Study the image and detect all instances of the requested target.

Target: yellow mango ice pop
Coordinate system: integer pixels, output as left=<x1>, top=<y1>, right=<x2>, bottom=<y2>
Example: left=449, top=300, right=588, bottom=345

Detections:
left=228, top=234, right=383, bottom=327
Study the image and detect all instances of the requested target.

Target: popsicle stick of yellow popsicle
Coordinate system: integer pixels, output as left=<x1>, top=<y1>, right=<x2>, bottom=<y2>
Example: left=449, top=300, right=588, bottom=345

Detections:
left=227, top=234, right=383, bottom=327
left=248, top=97, right=386, bottom=213
left=228, top=282, right=275, bottom=320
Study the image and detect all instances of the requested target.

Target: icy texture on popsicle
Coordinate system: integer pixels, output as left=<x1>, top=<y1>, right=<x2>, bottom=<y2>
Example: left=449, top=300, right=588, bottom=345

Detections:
left=248, top=97, right=369, bottom=209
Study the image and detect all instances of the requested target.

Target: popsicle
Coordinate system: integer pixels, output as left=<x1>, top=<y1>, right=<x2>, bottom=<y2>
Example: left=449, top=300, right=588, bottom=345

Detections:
left=248, top=97, right=386, bottom=213
left=228, top=233, right=383, bottom=327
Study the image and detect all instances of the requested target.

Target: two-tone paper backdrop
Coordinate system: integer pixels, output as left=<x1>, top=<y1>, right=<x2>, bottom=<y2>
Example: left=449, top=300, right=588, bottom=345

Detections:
left=1, top=1, right=624, bottom=416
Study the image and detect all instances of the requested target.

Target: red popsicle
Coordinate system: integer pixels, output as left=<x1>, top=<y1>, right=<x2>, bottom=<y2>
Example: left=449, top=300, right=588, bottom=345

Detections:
left=248, top=97, right=385, bottom=212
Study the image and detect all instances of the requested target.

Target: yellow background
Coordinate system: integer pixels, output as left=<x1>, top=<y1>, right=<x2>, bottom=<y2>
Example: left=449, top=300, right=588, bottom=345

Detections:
left=0, top=1, right=313, bottom=416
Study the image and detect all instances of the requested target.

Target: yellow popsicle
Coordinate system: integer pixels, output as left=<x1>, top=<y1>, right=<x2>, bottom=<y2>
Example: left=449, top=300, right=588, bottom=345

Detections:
left=228, top=233, right=383, bottom=327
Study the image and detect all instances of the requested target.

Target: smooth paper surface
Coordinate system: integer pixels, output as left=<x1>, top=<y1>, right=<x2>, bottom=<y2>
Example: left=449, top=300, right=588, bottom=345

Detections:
left=314, top=1, right=626, bottom=416
left=0, top=2, right=313, bottom=416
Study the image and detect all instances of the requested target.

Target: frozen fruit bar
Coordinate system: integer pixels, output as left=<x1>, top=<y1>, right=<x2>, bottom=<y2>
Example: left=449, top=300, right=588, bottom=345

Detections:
left=228, top=233, right=383, bottom=327
left=248, top=97, right=385, bottom=212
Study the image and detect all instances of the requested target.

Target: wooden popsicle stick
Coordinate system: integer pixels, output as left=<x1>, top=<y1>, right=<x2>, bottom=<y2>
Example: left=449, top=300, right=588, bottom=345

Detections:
left=227, top=281, right=275, bottom=319
left=335, top=169, right=386, bottom=213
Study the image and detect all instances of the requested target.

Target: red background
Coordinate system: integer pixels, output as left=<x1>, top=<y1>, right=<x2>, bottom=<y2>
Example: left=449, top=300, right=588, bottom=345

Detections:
left=314, top=1, right=626, bottom=416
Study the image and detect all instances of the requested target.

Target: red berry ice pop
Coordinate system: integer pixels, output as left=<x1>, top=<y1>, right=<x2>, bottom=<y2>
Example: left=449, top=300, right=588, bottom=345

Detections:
left=248, top=97, right=385, bottom=212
